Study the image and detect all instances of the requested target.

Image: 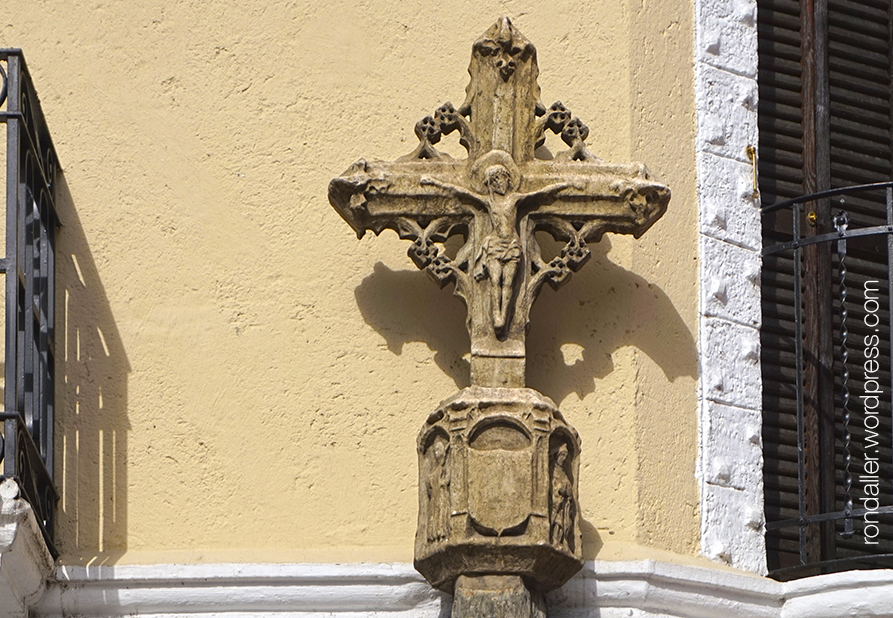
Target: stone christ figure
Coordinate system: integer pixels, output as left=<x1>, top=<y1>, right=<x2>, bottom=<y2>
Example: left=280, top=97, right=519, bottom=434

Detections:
left=421, top=150, right=579, bottom=336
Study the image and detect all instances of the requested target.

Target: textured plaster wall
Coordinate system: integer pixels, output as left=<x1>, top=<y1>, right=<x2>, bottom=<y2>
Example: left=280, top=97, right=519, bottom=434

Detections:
left=4, top=0, right=698, bottom=565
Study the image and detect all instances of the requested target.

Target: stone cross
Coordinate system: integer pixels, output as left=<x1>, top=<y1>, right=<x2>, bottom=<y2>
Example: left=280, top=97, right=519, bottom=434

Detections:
left=328, top=18, right=670, bottom=618
left=329, top=17, right=669, bottom=389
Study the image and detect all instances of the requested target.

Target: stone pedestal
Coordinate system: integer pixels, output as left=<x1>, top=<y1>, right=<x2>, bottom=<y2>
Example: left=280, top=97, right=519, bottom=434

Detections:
left=415, top=387, right=583, bottom=599
left=452, top=575, right=546, bottom=618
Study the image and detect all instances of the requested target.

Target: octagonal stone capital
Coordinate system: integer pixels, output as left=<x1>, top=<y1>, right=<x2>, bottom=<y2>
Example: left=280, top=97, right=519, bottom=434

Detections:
left=415, top=387, right=582, bottom=592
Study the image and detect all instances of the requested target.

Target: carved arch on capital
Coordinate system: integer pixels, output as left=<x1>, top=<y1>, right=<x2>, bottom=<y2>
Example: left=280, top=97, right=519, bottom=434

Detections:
left=467, top=415, right=532, bottom=451
left=419, top=425, right=451, bottom=454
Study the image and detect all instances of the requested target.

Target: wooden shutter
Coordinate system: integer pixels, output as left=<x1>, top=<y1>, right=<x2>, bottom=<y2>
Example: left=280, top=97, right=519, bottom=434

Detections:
left=760, top=0, right=893, bottom=576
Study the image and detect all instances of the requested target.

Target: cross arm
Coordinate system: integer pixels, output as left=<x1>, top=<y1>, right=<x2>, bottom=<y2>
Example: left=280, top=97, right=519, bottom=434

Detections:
left=329, top=158, right=474, bottom=291
left=520, top=161, right=670, bottom=240
left=328, top=158, right=471, bottom=239
left=516, top=160, right=670, bottom=296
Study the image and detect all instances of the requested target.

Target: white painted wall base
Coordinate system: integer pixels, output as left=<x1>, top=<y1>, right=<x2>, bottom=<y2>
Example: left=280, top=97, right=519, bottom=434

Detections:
left=0, top=479, right=55, bottom=618
left=23, top=560, right=893, bottom=618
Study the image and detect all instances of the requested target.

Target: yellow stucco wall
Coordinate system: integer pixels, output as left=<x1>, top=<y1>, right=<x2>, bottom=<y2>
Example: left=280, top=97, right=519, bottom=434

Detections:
left=4, top=0, right=699, bottom=565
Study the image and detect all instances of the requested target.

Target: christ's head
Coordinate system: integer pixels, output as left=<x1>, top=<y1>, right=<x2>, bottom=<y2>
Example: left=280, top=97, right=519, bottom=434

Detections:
left=485, top=165, right=513, bottom=195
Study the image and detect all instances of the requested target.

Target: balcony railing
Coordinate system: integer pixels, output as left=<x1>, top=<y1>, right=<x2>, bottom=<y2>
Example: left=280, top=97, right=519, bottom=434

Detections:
left=0, top=50, right=59, bottom=556
left=762, top=182, right=893, bottom=579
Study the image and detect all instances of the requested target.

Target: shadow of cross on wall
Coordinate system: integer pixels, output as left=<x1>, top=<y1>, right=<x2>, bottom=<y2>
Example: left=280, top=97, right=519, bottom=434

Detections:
left=330, top=17, right=672, bottom=389
left=354, top=236, right=696, bottom=403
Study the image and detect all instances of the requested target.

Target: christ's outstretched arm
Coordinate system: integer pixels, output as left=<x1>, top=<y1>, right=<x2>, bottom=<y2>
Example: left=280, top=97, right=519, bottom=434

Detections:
left=516, top=181, right=583, bottom=212
left=421, top=176, right=488, bottom=211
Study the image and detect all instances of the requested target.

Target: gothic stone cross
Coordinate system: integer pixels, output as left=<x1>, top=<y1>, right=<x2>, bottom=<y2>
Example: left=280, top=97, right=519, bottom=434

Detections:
left=329, top=17, right=670, bottom=388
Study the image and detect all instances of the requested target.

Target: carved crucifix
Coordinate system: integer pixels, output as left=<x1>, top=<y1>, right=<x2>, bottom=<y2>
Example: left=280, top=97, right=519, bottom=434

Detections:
left=329, top=17, right=669, bottom=389
left=329, top=18, right=670, bottom=617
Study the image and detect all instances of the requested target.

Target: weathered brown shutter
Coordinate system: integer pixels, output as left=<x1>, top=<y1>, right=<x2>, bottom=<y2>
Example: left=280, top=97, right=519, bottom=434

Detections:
left=760, top=0, right=893, bottom=576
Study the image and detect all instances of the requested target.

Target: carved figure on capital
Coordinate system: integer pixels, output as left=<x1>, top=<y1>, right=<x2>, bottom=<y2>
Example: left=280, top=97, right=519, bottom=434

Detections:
left=549, top=442, right=575, bottom=551
left=424, top=434, right=451, bottom=543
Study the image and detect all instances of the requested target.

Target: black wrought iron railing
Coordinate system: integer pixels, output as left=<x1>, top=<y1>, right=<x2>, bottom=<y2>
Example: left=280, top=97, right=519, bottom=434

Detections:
left=0, top=50, right=60, bottom=556
left=762, top=182, right=893, bottom=579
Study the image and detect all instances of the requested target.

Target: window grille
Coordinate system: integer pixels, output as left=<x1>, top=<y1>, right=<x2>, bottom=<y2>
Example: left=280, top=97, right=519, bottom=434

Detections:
left=0, top=49, right=60, bottom=556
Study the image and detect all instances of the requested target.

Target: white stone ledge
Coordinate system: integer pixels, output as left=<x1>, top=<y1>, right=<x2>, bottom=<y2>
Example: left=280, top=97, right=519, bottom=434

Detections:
left=36, top=563, right=447, bottom=617
left=27, top=560, right=893, bottom=618
left=552, top=560, right=779, bottom=618
left=783, top=570, right=893, bottom=618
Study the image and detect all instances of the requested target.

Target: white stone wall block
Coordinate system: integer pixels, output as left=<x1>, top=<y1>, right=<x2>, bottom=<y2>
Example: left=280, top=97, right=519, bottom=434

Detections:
left=695, top=0, right=758, bottom=77
left=696, top=65, right=759, bottom=161
left=697, top=152, right=761, bottom=250
left=702, top=400, right=764, bottom=492
left=696, top=15, right=757, bottom=78
left=732, top=0, right=757, bottom=27
left=702, top=485, right=768, bottom=574
left=701, top=237, right=761, bottom=327
left=701, top=318, right=762, bottom=409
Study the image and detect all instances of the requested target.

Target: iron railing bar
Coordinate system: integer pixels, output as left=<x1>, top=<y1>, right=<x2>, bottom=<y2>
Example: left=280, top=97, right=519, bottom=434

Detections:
left=46, top=221, right=55, bottom=480
left=769, top=553, right=893, bottom=578
left=22, top=186, right=35, bottom=437
left=3, top=55, right=19, bottom=430
left=835, top=211, right=854, bottom=538
left=2, top=53, right=61, bottom=228
left=15, top=160, right=27, bottom=428
left=0, top=48, right=25, bottom=55
left=9, top=123, right=60, bottom=222
left=762, top=181, right=893, bottom=213
left=763, top=224, right=893, bottom=255
left=0, top=58, right=6, bottom=107
left=0, top=414, right=57, bottom=494
left=0, top=48, right=58, bottom=557
left=887, top=186, right=893, bottom=524
left=3, top=414, right=59, bottom=555
left=1, top=419, right=14, bottom=483
left=38, top=195, right=49, bottom=464
left=793, top=201, right=807, bottom=566
left=766, top=505, right=893, bottom=530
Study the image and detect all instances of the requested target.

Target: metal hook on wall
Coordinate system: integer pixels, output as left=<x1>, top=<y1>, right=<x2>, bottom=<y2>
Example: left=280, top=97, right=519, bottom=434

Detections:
left=746, top=145, right=760, bottom=201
